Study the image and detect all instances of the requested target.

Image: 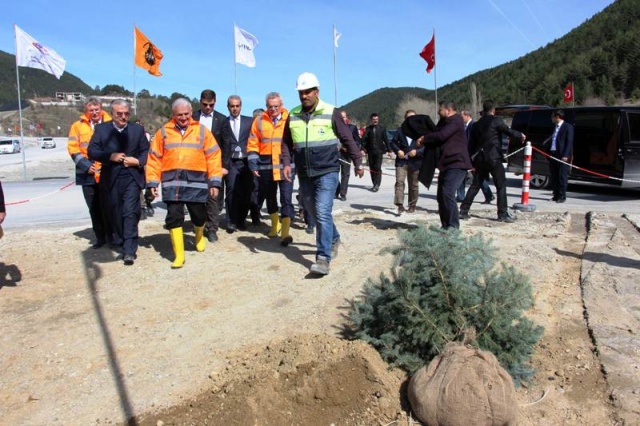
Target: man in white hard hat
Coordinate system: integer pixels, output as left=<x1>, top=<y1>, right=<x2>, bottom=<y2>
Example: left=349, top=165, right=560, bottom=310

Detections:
left=282, top=72, right=364, bottom=276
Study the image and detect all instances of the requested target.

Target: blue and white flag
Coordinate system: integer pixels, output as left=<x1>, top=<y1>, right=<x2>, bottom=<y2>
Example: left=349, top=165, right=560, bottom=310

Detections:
left=14, top=25, right=66, bottom=79
left=234, top=25, right=258, bottom=68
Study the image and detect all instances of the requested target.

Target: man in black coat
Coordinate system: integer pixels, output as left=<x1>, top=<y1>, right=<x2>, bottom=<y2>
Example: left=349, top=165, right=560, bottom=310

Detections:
left=336, top=110, right=362, bottom=201
left=192, top=89, right=234, bottom=242
left=460, top=100, right=525, bottom=222
left=416, top=101, right=471, bottom=230
left=548, top=109, right=574, bottom=203
left=361, top=112, right=389, bottom=192
left=88, top=99, right=150, bottom=265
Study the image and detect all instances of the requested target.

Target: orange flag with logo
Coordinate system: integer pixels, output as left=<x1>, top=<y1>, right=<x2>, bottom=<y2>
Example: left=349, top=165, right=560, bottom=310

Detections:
left=134, top=26, right=163, bottom=76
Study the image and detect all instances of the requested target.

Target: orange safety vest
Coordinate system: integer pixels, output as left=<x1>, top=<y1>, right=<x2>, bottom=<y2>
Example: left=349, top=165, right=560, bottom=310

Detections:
left=67, top=111, right=112, bottom=184
left=247, top=109, right=289, bottom=181
left=146, top=118, right=223, bottom=203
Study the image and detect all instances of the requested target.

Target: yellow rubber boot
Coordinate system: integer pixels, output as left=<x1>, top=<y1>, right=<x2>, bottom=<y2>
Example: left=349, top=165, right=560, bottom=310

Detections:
left=267, top=213, right=281, bottom=237
left=194, top=225, right=206, bottom=252
left=169, top=227, right=185, bottom=269
left=280, top=217, right=293, bottom=246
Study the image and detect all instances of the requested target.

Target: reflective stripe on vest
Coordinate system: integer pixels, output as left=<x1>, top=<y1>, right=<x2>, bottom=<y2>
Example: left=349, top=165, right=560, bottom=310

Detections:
left=289, top=101, right=338, bottom=149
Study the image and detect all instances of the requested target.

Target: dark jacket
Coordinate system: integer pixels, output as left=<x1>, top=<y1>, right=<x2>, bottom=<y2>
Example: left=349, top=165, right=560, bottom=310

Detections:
left=193, top=109, right=234, bottom=169
left=362, top=124, right=389, bottom=154
left=227, top=114, right=253, bottom=161
left=550, top=121, right=574, bottom=159
left=0, top=180, right=5, bottom=213
left=282, top=104, right=362, bottom=178
left=341, top=123, right=361, bottom=152
left=88, top=122, right=150, bottom=190
left=424, top=113, right=472, bottom=171
left=390, top=127, right=424, bottom=171
left=469, top=114, right=523, bottom=164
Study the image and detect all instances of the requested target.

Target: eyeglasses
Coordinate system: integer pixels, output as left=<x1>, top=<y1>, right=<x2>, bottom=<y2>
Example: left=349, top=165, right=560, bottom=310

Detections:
left=202, top=102, right=215, bottom=107
left=115, top=112, right=130, bottom=117
left=267, top=105, right=281, bottom=110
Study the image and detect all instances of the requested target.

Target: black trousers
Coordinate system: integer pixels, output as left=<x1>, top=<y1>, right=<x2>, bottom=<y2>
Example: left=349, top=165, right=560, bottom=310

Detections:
left=226, top=159, right=254, bottom=226
left=82, top=183, right=109, bottom=243
left=107, top=173, right=142, bottom=256
left=436, top=168, right=467, bottom=229
left=461, top=159, right=509, bottom=218
left=549, top=153, right=569, bottom=200
left=166, top=201, right=207, bottom=229
left=367, top=152, right=383, bottom=187
left=335, top=152, right=351, bottom=197
left=258, top=169, right=295, bottom=218
left=205, top=178, right=225, bottom=231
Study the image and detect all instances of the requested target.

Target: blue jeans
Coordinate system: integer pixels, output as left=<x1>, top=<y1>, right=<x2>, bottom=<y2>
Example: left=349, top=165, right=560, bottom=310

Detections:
left=299, top=172, right=340, bottom=262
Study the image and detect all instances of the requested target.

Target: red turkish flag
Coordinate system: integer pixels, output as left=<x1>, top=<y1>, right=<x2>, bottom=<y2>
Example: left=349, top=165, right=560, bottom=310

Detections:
left=563, top=82, right=574, bottom=103
left=419, top=33, right=436, bottom=74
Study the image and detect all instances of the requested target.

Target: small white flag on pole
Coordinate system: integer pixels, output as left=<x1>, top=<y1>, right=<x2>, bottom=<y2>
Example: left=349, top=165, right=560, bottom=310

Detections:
left=234, top=25, right=258, bottom=68
left=333, top=27, right=342, bottom=48
left=14, top=25, right=66, bottom=79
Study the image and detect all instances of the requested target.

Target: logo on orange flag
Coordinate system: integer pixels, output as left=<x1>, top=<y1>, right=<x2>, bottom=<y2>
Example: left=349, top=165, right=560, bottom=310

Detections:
left=134, top=27, right=163, bottom=76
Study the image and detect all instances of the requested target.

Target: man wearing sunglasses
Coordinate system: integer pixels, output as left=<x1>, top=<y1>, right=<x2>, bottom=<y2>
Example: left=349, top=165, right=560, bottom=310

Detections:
left=192, top=90, right=234, bottom=242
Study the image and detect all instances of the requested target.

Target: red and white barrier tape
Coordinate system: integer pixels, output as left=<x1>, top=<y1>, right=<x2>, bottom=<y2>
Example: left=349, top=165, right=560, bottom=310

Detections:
left=6, top=181, right=75, bottom=206
left=531, top=146, right=640, bottom=185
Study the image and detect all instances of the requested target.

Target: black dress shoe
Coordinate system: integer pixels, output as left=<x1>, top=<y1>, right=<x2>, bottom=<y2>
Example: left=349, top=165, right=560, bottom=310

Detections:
left=226, top=223, right=237, bottom=234
left=207, top=230, right=218, bottom=242
left=481, top=196, right=495, bottom=204
left=91, top=239, right=106, bottom=249
left=556, top=198, right=566, bottom=203
left=123, top=254, right=136, bottom=265
left=237, top=222, right=247, bottom=231
left=339, top=194, right=347, bottom=201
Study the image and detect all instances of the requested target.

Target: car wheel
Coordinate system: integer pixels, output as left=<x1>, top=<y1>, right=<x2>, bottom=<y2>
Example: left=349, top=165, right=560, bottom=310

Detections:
left=529, top=174, right=550, bottom=189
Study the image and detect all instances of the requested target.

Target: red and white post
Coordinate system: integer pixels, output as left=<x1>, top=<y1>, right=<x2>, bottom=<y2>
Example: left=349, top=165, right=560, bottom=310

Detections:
left=513, top=141, right=537, bottom=212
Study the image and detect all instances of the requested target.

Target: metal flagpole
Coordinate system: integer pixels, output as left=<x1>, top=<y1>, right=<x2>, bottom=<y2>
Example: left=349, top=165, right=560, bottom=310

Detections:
left=433, top=29, right=438, bottom=117
left=333, top=24, right=338, bottom=105
left=132, top=25, right=137, bottom=116
left=13, top=24, right=27, bottom=181
left=233, top=23, right=237, bottom=94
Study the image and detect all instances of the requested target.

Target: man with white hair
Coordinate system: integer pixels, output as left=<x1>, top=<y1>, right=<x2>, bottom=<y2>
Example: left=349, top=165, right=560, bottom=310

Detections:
left=146, top=98, right=223, bottom=268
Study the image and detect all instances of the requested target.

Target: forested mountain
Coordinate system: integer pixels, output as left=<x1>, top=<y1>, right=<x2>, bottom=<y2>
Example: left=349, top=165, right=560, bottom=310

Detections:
left=0, top=50, right=92, bottom=110
left=344, top=0, right=640, bottom=127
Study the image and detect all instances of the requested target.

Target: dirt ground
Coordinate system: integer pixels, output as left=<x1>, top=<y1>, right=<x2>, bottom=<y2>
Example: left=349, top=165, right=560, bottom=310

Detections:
left=0, top=154, right=627, bottom=425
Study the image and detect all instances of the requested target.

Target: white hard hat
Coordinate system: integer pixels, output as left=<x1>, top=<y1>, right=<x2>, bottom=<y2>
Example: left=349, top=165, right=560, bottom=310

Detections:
left=295, top=72, right=320, bottom=90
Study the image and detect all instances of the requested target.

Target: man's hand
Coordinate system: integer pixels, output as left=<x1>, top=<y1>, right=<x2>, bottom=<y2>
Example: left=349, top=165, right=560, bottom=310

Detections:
left=110, top=152, right=126, bottom=163
left=210, top=187, right=219, bottom=198
left=252, top=170, right=260, bottom=177
left=355, top=166, right=364, bottom=178
left=149, top=187, right=158, bottom=198
left=122, top=156, right=140, bottom=168
left=283, top=165, right=292, bottom=182
left=561, top=157, right=568, bottom=162
left=408, top=149, right=417, bottom=158
left=222, top=167, right=228, bottom=176
left=0, top=211, right=6, bottom=225
left=88, top=164, right=97, bottom=175
left=416, top=136, right=425, bottom=147
left=521, top=134, right=527, bottom=143
left=397, top=150, right=405, bottom=159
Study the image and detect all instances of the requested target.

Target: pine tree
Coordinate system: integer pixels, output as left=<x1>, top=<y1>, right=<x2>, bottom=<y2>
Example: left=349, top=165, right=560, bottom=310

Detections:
left=348, top=225, right=543, bottom=385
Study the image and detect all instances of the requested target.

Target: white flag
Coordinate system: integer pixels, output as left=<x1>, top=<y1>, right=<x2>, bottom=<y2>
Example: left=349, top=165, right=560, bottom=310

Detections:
left=14, top=25, right=66, bottom=79
left=333, top=27, right=342, bottom=48
left=234, top=25, right=258, bottom=68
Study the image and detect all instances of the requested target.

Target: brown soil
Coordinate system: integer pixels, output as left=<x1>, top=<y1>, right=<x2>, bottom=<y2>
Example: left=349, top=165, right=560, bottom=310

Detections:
left=0, top=206, right=620, bottom=425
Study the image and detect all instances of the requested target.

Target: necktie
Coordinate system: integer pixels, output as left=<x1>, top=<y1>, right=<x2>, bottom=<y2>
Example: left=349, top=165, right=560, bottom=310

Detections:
left=233, top=118, right=239, bottom=140
left=551, top=125, right=559, bottom=151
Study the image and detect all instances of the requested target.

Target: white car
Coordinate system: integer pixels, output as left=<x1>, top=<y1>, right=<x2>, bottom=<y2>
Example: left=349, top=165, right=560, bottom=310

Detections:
left=41, top=137, right=56, bottom=149
left=0, top=139, right=21, bottom=154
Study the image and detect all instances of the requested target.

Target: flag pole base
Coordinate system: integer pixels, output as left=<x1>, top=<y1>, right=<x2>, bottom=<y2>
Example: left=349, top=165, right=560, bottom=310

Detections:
left=513, top=203, right=536, bottom=212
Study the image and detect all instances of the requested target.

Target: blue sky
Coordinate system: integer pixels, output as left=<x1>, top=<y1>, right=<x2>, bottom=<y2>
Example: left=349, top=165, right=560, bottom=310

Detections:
left=2, top=0, right=614, bottom=114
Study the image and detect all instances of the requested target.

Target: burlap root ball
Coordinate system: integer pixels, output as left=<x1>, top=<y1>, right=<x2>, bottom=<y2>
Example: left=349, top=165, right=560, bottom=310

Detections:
left=407, top=343, right=518, bottom=426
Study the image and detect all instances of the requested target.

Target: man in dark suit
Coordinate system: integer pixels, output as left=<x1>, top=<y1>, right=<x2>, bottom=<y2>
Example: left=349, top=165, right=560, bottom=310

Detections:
left=336, top=110, right=361, bottom=201
left=192, top=89, right=234, bottom=242
left=88, top=99, right=150, bottom=265
left=225, top=95, right=255, bottom=232
left=549, top=109, right=574, bottom=203
left=361, top=112, right=390, bottom=192
left=457, top=110, right=494, bottom=203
